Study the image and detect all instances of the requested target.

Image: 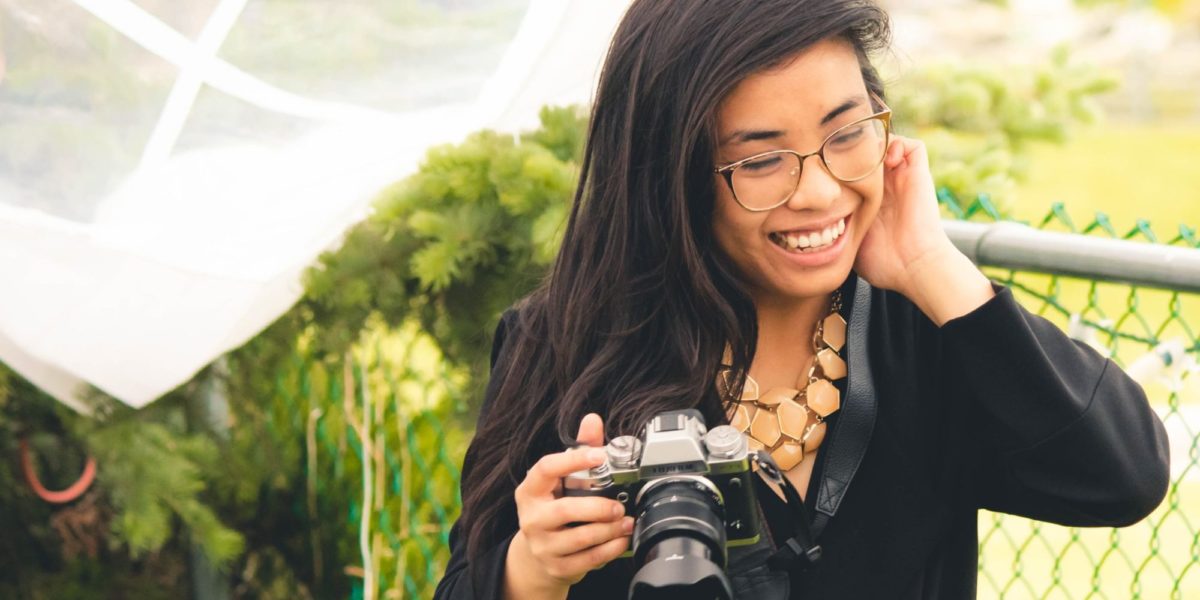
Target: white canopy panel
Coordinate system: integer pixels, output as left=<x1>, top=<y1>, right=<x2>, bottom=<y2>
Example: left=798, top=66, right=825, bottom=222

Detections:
left=0, top=0, right=629, bottom=410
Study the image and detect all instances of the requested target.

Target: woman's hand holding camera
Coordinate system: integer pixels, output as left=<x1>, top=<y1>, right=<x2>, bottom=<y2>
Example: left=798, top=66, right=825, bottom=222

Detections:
left=503, top=413, right=633, bottom=600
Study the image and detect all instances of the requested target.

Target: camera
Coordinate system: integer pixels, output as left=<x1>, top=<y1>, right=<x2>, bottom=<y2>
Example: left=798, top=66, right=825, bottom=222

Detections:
left=563, top=408, right=763, bottom=600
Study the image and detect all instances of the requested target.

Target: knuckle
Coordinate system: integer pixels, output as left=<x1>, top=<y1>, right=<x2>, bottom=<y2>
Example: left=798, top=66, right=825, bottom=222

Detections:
left=608, top=537, right=629, bottom=559
left=519, top=504, right=547, bottom=532
left=587, top=543, right=613, bottom=564
left=581, top=498, right=609, bottom=520
left=526, top=536, right=547, bottom=558
left=571, top=499, right=605, bottom=524
left=575, top=526, right=604, bottom=548
left=548, top=500, right=570, bottom=523
left=583, top=497, right=605, bottom=515
left=607, top=500, right=626, bottom=519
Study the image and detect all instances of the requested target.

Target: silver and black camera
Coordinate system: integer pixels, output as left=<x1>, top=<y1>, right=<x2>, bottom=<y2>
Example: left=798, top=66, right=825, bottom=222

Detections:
left=563, top=408, right=763, bottom=600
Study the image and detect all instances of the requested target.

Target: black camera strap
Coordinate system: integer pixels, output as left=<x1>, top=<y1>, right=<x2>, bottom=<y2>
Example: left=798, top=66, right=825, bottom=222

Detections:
left=812, top=275, right=876, bottom=539
left=755, top=275, right=878, bottom=573
left=753, top=451, right=823, bottom=571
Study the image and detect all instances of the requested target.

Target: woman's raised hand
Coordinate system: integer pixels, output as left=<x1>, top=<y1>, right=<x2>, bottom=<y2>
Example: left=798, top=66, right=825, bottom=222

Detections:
left=503, top=413, right=634, bottom=600
left=853, top=135, right=951, bottom=296
left=855, top=135, right=994, bottom=325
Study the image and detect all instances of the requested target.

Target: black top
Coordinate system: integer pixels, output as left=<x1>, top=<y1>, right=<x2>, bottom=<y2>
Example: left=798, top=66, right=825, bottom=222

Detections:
left=754, top=411, right=833, bottom=564
left=434, top=276, right=1170, bottom=600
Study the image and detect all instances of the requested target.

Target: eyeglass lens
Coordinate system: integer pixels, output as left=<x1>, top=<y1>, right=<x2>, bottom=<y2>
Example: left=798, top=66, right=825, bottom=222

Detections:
left=730, top=117, right=888, bottom=210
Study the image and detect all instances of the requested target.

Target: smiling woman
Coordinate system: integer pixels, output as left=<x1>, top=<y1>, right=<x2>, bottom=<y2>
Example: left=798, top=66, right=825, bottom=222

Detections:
left=712, top=41, right=890, bottom=298
left=433, top=1, right=1171, bottom=599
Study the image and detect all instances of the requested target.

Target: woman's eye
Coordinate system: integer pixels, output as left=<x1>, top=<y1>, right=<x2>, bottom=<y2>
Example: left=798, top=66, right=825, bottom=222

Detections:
left=741, top=156, right=782, bottom=173
left=828, top=124, right=866, bottom=149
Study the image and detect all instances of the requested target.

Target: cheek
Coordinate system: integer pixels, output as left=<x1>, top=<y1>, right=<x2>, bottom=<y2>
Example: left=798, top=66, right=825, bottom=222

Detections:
left=849, top=175, right=884, bottom=236
left=712, top=203, right=746, bottom=259
left=711, top=188, right=764, bottom=264
left=711, top=183, right=739, bottom=245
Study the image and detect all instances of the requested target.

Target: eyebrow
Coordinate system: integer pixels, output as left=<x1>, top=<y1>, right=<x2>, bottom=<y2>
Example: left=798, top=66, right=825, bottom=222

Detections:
left=719, top=94, right=866, bottom=147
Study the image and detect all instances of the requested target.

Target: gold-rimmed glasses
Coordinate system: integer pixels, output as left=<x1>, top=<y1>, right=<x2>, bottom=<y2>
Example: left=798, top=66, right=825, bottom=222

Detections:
left=714, top=93, right=892, bottom=212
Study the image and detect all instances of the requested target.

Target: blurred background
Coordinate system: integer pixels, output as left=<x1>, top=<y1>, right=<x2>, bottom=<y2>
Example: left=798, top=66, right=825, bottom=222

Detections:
left=0, top=0, right=1196, bottom=598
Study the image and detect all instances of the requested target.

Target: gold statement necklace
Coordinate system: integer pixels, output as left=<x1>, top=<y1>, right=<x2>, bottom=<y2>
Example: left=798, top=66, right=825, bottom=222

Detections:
left=717, top=291, right=847, bottom=471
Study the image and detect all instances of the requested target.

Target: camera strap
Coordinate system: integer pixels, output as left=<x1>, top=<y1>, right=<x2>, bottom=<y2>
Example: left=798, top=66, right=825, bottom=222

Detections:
left=754, top=276, right=878, bottom=572
left=809, top=274, right=877, bottom=543
left=752, top=451, right=823, bottom=571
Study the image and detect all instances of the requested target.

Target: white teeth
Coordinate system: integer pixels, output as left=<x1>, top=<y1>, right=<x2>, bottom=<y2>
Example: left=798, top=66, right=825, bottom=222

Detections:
left=771, top=217, right=847, bottom=253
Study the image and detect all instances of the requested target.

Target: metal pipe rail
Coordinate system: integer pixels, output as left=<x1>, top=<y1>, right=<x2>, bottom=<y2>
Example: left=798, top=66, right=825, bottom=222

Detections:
left=943, top=220, right=1200, bottom=294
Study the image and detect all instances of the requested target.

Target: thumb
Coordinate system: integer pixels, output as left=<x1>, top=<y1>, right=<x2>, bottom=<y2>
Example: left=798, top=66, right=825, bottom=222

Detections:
left=576, top=413, right=605, bottom=447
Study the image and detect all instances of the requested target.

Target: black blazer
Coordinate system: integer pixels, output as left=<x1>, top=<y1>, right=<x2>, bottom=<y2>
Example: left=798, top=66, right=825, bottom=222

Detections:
left=434, top=274, right=1170, bottom=599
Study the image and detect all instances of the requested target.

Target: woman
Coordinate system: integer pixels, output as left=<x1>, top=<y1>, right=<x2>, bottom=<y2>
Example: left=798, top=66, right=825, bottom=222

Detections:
left=434, top=0, right=1170, bottom=598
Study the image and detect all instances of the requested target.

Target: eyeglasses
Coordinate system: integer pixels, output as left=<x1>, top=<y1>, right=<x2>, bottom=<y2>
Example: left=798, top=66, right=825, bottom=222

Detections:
left=714, top=92, right=892, bottom=212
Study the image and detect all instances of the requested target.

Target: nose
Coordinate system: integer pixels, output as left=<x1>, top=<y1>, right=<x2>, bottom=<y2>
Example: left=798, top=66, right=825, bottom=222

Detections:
left=784, top=154, right=840, bottom=212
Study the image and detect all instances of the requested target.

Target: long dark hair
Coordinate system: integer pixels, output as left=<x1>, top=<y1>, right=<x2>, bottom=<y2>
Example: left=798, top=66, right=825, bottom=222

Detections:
left=460, top=0, right=891, bottom=562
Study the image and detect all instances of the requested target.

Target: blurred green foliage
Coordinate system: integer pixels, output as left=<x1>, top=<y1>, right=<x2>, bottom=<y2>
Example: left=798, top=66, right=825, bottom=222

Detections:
left=889, top=48, right=1118, bottom=215
left=196, top=105, right=587, bottom=598
left=986, top=0, right=1196, bottom=17
left=0, top=368, right=237, bottom=599
left=302, top=106, right=585, bottom=375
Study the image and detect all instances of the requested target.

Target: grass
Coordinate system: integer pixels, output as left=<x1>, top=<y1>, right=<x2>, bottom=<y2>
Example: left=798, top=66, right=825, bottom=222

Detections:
left=974, top=123, right=1200, bottom=599
left=1010, top=124, right=1200, bottom=234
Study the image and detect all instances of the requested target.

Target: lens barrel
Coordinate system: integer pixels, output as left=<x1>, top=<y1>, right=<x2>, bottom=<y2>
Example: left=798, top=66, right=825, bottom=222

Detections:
left=628, top=477, right=734, bottom=600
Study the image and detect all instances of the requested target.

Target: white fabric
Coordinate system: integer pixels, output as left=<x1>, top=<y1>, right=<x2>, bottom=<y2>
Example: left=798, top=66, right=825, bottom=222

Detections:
left=0, top=0, right=630, bottom=410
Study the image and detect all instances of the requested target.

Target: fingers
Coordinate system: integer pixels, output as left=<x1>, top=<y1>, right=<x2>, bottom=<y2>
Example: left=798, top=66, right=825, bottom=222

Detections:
left=886, top=135, right=928, bottom=171
left=885, top=136, right=905, bottom=168
left=536, top=517, right=634, bottom=557
left=548, top=535, right=631, bottom=580
left=525, top=496, right=626, bottom=530
left=513, top=437, right=629, bottom=584
left=516, top=447, right=606, bottom=500
left=576, top=413, right=605, bottom=448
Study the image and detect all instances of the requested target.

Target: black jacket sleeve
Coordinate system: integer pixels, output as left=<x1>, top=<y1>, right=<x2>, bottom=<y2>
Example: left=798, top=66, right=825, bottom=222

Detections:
left=941, top=286, right=1170, bottom=526
left=433, top=309, right=521, bottom=600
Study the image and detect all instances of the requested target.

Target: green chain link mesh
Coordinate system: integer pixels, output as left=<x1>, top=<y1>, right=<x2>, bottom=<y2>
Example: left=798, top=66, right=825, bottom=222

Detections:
left=283, top=198, right=1198, bottom=599
left=943, top=192, right=1199, bottom=599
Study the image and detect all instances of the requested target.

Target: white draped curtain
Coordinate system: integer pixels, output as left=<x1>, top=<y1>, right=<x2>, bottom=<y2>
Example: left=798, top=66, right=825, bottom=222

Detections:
left=0, top=0, right=631, bottom=410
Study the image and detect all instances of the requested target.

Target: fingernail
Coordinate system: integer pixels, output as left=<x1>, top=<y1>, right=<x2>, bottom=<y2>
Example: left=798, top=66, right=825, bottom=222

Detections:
left=587, top=449, right=606, bottom=463
left=622, top=517, right=635, bottom=534
left=611, top=503, right=624, bottom=518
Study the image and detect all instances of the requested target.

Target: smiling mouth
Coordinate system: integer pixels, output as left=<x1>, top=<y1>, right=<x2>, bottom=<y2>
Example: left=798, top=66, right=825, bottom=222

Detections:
left=768, top=216, right=847, bottom=253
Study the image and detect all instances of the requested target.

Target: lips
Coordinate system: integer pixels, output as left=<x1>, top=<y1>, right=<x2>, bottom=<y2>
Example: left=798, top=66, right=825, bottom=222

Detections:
left=768, top=217, right=847, bottom=253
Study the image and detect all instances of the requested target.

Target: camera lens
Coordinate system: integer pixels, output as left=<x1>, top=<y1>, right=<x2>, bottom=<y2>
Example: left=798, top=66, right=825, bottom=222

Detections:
left=628, top=477, right=734, bottom=600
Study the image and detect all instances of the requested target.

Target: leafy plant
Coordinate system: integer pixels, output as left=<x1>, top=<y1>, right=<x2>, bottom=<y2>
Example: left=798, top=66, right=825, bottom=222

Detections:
left=888, top=47, right=1118, bottom=214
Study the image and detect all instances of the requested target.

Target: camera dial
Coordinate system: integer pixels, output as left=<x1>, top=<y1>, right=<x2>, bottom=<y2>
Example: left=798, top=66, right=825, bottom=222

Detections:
left=608, top=435, right=643, bottom=469
left=703, top=425, right=745, bottom=459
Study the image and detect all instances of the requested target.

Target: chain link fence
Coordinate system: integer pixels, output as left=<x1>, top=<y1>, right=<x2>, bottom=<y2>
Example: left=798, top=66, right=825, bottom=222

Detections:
left=276, top=200, right=1198, bottom=599
left=943, top=195, right=1200, bottom=599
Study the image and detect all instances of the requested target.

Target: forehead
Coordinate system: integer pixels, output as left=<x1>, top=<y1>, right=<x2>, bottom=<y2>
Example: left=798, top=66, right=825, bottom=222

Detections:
left=716, top=38, right=865, bottom=135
